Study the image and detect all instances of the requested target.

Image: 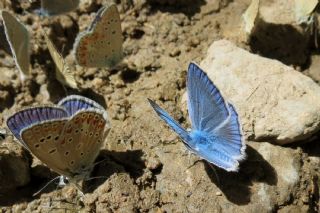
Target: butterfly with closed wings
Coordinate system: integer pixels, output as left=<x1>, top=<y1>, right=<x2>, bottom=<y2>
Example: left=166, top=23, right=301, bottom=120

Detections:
left=7, top=95, right=111, bottom=190
left=44, top=32, right=78, bottom=89
left=148, top=63, right=246, bottom=172
left=1, top=10, right=30, bottom=81
left=73, top=3, right=123, bottom=68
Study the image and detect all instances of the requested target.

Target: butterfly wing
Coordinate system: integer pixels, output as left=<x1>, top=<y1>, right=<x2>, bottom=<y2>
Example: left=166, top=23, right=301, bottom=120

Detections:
left=73, top=4, right=123, bottom=68
left=6, top=106, right=68, bottom=148
left=56, top=109, right=110, bottom=180
left=295, top=0, right=318, bottom=24
left=187, top=62, right=230, bottom=133
left=43, top=32, right=78, bottom=89
left=58, top=95, right=105, bottom=116
left=242, top=0, right=260, bottom=34
left=20, top=119, right=72, bottom=177
left=40, top=0, right=79, bottom=16
left=148, top=99, right=192, bottom=145
left=1, top=11, right=30, bottom=80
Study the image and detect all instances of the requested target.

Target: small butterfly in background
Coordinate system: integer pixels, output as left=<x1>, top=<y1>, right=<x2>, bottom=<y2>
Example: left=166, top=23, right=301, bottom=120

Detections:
left=148, top=63, right=246, bottom=172
left=43, top=32, right=78, bottom=89
left=6, top=95, right=111, bottom=192
left=295, top=0, right=318, bottom=25
left=39, top=0, right=80, bottom=16
left=73, top=3, right=123, bottom=68
left=1, top=10, right=30, bottom=81
left=242, top=0, right=260, bottom=35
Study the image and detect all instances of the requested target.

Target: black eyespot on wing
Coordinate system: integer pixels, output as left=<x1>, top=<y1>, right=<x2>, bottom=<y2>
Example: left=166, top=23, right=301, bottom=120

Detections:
left=49, top=149, right=57, bottom=154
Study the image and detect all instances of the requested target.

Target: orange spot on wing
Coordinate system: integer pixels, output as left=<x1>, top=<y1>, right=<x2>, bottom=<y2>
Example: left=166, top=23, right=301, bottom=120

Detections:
left=66, top=127, right=73, bottom=134
left=60, top=138, right=66, bottom=145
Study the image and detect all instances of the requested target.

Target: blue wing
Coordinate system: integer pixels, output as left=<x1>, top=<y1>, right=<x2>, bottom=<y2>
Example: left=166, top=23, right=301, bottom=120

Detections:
left=212, top=103, right=245, bottom=160
left=190, top=103, right=245, bottom=171
left=6, top=106, right=67, bottom=147
left=58, top=95, right=105, bottom=116
left=148, top=99, right=192, bottom=145
left=187, top=63, right=229, bottom=133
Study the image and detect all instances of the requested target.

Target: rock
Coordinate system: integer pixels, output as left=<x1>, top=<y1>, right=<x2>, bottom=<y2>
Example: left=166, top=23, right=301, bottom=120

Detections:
left=182, top=39, right=320, bottom=144
left=152, top=140, right=305, bottom=212
left=0, top=138, right=30, bottom=192
left=259, top=0, right=296, bottom=25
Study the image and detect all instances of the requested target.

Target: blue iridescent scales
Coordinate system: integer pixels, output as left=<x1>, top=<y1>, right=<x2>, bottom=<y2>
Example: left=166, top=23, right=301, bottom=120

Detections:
left=6, top=95, right=110, bottom=183
left=148, top=62, right=246, bottom=172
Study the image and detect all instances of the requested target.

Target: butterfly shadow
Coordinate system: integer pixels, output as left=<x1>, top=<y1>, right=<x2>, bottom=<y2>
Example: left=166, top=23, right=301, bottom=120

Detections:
left=204, top=145, right=278, bottom=205
left=249, top=19, right=311, bottom=67
left=82, top=149, right=146, bottom=193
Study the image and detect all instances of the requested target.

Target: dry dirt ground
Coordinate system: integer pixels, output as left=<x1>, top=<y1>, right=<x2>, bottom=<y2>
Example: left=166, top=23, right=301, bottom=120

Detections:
left=0, top=0, right=319, bottom=212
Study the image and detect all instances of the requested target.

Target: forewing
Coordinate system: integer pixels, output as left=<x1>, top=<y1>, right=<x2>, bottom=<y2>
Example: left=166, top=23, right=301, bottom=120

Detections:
left=58, top=95, right=105, bottom=116
left=187, top=62, right=229, bottom=133
left=56, top=109, right=110, bottom=177
left=242, top=0, right=260, bottom=34
left=73, top=4, right=123, bottom=68
left=6, top=106, right=68, bottom=148
left=148, top=99, right=192, bottom=144
left=21, top=119, right=72, bottom=177
left=1, top=11, right=30, bottom=79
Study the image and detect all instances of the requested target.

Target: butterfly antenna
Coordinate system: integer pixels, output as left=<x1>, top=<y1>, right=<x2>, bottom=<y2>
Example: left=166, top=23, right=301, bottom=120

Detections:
left=93, top=158, right=108, bottom=167
left=85, top=176, right=108, bottom=181
left=33, top=176, right=62, bottom=196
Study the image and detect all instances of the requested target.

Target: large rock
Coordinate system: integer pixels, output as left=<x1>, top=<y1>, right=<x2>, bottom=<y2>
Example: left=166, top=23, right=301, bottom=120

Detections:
left=259, top=0, right=296, bottom=25
left=183, top=40, right=320, bottom=144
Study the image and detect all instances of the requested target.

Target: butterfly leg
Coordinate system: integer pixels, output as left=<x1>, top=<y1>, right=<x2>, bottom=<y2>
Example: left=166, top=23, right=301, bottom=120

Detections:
left=206, top=163, right=220, bottom=185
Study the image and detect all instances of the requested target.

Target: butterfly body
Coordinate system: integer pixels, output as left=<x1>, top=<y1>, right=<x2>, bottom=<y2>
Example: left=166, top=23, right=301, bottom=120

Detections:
left=7, top=95, right=110, bottom=184
left=189, top=130, right=213, bottom=151
left=149, top=63, right=245, bottom=172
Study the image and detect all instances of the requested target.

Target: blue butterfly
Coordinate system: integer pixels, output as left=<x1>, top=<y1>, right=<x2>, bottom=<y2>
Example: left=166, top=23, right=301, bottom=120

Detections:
left=148, top=62, right=246, bottom=171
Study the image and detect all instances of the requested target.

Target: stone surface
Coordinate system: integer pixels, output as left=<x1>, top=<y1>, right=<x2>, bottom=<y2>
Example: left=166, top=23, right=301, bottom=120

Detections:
left=259, top=0, right=296, bottom=25
left=183, top=39, right=320, bottom=144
